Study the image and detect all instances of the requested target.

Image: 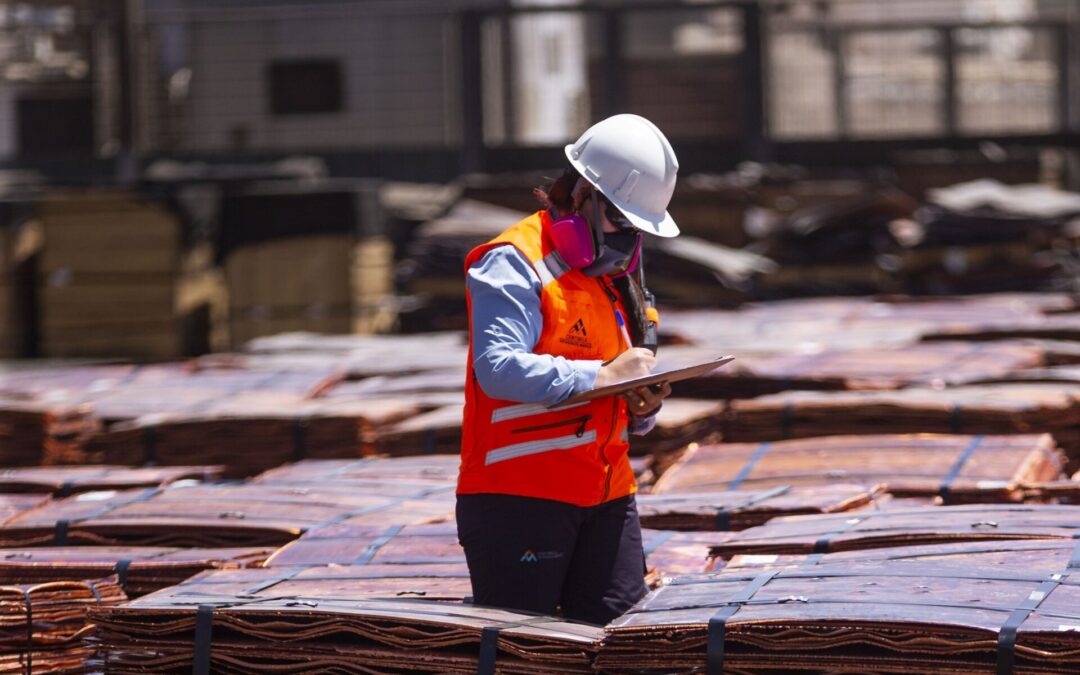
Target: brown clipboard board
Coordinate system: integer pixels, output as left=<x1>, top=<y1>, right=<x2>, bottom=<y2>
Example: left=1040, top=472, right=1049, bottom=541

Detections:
left=550, top=355, right=734, bottom=408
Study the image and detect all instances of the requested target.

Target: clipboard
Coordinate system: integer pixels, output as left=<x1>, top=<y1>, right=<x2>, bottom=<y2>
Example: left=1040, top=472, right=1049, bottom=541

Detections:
left=551, top=355, right=734, bottom=408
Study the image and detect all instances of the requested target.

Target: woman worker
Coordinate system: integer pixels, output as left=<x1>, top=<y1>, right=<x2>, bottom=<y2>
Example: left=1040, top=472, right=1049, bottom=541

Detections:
left=457, top=114, right=681, bottom=625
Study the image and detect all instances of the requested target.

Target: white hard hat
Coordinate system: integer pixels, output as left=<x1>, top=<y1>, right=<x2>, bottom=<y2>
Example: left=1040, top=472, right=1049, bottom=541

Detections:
left=565, top=114, right=680, bottom=238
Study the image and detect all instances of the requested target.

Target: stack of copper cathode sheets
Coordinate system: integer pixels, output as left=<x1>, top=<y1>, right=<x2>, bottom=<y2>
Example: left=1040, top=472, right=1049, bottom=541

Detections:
left=0, top=465, right=221, bottom=495
left=0, top=577, right=126, bottom=674
left=91, top=578, right=602, bottom=674
left=597, top=552, right=1080, bottom=673
left=0, top=547, right=270, bottom=597
left=0, top=482, right=453, bottom=548
left=650, top=433, right=1067, bottom=503
left=636, top=484, right=881, bottom=531
left=707, top=504, right=1080, bottom=560
left=672, top=341, right=1046, bottom=397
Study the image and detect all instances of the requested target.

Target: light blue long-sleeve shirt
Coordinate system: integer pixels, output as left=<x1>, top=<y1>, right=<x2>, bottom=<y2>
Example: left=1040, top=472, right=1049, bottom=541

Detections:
left=467, top=245, right=656, bottom=435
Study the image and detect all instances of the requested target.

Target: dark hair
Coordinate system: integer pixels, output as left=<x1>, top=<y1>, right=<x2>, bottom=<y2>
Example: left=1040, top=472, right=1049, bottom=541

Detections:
left=533, top=166, right=581, bottom=214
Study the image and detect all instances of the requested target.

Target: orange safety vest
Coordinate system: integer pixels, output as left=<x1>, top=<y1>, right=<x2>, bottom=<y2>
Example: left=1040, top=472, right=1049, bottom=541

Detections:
left=458, top=210, right=639, bottom=507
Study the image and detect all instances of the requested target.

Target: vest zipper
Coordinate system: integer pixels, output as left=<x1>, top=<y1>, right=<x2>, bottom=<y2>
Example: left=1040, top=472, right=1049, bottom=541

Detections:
left=511, top=415, right=591, bottom=437
left=599, top=277, right=623, bottom=503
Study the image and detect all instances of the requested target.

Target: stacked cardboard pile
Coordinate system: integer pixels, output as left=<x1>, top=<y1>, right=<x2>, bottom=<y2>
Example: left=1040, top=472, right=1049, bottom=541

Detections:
left=220, top=181, right=395, bottom=347
left=32, top=191, right=181, bottom=359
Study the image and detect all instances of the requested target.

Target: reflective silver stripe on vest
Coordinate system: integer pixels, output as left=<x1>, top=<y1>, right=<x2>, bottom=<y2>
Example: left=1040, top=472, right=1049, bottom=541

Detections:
left=535, top=251, right=572, bottom=287
left=485, top=430, right=598, bottom=466
left=620, top=427, right=629, bottom=442
left=491, top=400, right=589, bottom=424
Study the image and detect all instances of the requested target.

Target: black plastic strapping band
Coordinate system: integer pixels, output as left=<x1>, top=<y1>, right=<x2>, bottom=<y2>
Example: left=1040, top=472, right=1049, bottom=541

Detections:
left=1069, top=538, right=1080, bottom=571
left=996, top=575, right=1065, bottom=675
left=949, top=404, right=964, bottom=434
left=242, top=565, right=308, bottom=595
left=705, top=570, right=780, bottom=675
left=292, top=418, right=308, bottom=463
left=476, top=616, right=558, bottom=675
left=142, top=426, right=158, bottom=466
left=192, top=604, right=214, bottom=675
left=424, top=428, right=438, bottom=454
left=939, top=435, right=984, bottom=504
left=779, top=403, right=794, bottom=440
left=728, top=443, right=771, bottom=490
left=114, top=559, right=133, bottom=591
left=714, top=485, right=790, bottom=531
left=476, top=625, right=500, bottom=675
left=353, top=524, right=405, bottom=565
left=57, top=481, right=74, bottom=498
left=813, top=516, right=864, bottom=554
left=85, top=579, right=102, bottom=603
left=21, top=589, right=31, bottom=675
left=53, top=520, right=69, bottom=546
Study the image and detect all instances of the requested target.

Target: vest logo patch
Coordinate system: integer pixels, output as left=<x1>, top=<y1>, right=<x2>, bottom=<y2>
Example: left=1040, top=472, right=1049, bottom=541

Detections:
left=560, top=318, right=592, bottom=348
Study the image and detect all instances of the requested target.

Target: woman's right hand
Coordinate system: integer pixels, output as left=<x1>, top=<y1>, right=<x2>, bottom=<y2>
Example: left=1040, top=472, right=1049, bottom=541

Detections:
left=595, top=348, right=656, bottom=389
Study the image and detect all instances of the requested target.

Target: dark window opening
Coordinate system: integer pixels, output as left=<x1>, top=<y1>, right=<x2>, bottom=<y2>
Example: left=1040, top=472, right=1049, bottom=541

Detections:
left=268, top=59, right=344, bottom=115
left=16, top=96, right=94, bottom=156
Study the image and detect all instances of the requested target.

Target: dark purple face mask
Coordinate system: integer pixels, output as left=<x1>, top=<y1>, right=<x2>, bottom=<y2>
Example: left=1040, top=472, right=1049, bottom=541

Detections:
left=581, top=193, right=641, bottom=277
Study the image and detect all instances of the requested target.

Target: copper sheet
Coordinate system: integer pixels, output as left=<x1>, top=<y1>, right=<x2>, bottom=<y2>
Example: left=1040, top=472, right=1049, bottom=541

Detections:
left=252, top=455, right=461, bottom=486
left=652, top=433, right=1063, bottom=503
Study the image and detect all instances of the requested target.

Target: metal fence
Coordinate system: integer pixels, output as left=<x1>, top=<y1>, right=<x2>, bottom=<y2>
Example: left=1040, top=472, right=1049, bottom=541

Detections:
left=1, top=0, right=1077, bottom=182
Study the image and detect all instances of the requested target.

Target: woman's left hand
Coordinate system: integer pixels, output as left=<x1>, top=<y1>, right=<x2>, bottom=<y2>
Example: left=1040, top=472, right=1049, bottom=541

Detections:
left=622, top=381, right=671, bottom=417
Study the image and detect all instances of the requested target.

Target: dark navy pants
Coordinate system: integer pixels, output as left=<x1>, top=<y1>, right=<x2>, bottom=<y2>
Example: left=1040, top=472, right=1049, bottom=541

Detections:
left=456, top=493, right=648, bottom=625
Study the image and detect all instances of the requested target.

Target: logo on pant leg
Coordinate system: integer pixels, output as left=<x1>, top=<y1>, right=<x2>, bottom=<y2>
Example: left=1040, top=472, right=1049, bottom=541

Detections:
left=520, top=549, right=564, bottom=563
left=520, top=549, right=538, bottom=563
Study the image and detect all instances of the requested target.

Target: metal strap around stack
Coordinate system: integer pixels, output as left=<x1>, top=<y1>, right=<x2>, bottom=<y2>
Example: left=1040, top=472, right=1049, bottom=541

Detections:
left=706, top=570, right=780, bottom=675
left=56, top=481, right=74, bottom=498
left=192, top=604, right=215, bottom=675
left=53, top=487, right=164, bottom=544
left=714, top=485, right=790, bottom=531
left=20, top=589, right=31, bottom=675
left=938, top=435, right=984, bottom=504
left=352, top=524, right=405, bottom=565
left=779, top=403, right=794, bottom=440
left=113, top=559, right=133, bottom=591
left=292, top=418, right=308, bottom=463
left=727, top=443, right=771, bottom=490
left=949, top=404, right=964, bottom=434
left=142, top=426, right=158, bottom=466
left=801, top=515, right=866, bottom=564
left=476, top=616, right=559, bottom=675
left=996, top=538, right=1080, bottom=675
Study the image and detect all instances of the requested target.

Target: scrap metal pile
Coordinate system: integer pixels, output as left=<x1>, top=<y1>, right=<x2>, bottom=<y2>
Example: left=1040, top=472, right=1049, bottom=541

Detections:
left=4, top=290, right=1080, bottom=671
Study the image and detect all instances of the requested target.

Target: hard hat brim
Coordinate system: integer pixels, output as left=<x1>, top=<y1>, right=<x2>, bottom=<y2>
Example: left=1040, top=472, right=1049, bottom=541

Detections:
left=564, top=145, right=680, bottom=238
